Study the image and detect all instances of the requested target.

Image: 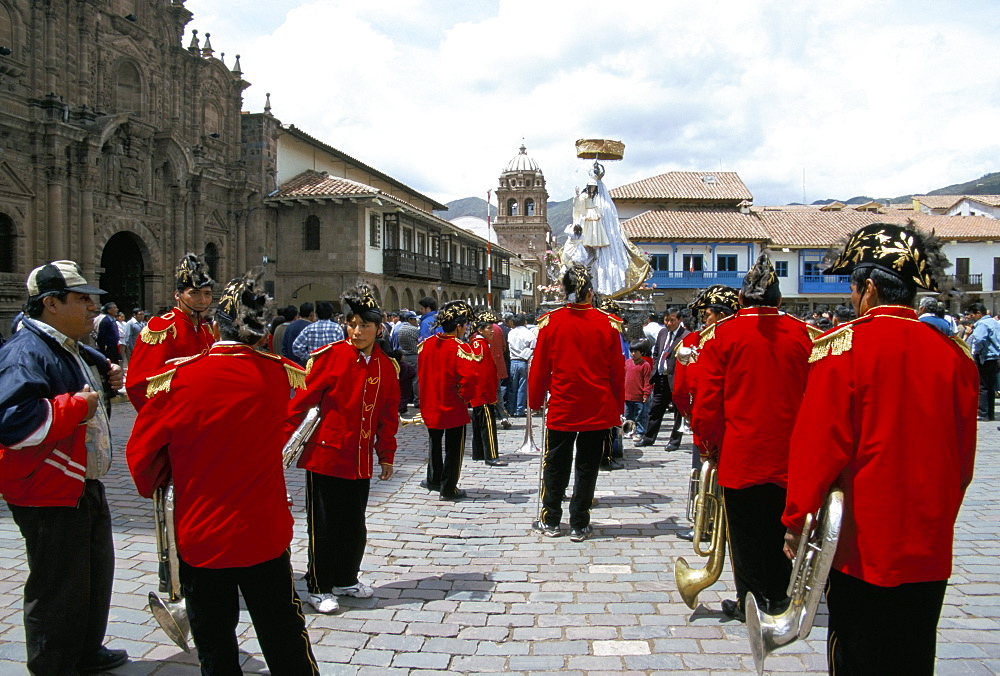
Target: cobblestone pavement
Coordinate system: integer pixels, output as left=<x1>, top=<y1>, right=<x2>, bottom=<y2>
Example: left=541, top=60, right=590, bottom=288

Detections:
left=1, top=401, right=997, bottom=675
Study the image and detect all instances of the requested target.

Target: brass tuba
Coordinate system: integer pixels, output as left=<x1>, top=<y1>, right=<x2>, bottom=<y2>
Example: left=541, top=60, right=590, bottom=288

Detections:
left=517, top=358, right=541, bottom=455
left=674, top=459, right=727, bottom=609
left=745, top=487, right=844, bottom=675
left=399, top=413, right=425, bottom=426
left=282, top=405, right=321, bottom=469
left=149, top=483, right=191, bottom=653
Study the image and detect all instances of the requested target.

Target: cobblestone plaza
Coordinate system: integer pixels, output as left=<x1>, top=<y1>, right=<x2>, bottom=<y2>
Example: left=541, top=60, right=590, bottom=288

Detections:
left=0, top=404, right=997, bottom=675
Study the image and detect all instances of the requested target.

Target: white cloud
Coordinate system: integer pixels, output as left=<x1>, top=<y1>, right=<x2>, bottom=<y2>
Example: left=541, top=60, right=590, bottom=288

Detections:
left=184, top=0, right=1000, bottom=207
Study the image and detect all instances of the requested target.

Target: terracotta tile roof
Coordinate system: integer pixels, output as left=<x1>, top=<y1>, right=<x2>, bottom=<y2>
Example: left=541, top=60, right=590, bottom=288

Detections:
left=610, top=171, right=753, bottom=202
left=271, top=170, right=380, bottom=199
left=966, top=195, right=1000, bottom=208
left=911, top=195, right=962, bottom=210
left=624, top=209, right=769, bottom=241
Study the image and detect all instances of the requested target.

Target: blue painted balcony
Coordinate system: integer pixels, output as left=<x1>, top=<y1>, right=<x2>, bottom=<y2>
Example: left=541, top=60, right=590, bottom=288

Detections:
left=799, top=274, right=851, bottom=293
left=649, top=270, right=746, bottom=289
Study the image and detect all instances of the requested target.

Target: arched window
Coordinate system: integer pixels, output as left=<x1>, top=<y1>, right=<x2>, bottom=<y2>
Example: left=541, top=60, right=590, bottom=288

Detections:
left=0, top=3, right=14, bottom=52
left=0, top=213, right=14, bottom=272
left=116, top=61, right=142, bottom=114
left=203, top=101, right=221, bottom=135
left=303, top=215, right=320, bottom=250
left=507, top=199, right=518, bottom=217
left=525, top=199, right=535, bottom=217
left=204, top=242, right=219, bottom=281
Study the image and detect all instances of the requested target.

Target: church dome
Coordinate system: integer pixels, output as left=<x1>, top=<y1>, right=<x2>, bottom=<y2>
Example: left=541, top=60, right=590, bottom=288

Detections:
left=504, top=144, right=540, bottom=173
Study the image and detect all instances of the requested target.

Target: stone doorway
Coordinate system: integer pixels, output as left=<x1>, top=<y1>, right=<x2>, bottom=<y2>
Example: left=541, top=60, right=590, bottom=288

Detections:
left=99, top=232, right=146, bottom=313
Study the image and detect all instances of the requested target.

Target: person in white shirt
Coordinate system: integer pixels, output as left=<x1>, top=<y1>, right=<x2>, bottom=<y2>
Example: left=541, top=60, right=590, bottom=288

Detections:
left=506, top=314, right=537, bottom=416
left=642, top=313, right=663, bottom=344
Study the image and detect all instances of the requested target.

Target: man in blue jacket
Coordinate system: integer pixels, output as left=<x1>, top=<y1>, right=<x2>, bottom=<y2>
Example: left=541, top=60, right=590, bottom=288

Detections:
left=968, top=302, right=1000, bottom=421
left=0, top=261, right=127, bottom=674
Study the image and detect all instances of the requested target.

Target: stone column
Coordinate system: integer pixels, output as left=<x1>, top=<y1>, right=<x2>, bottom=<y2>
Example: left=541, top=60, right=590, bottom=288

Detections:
left=46, top=166, right=66, bottom=260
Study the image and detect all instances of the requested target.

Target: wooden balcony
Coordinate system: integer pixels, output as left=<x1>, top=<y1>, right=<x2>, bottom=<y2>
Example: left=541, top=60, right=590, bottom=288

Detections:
left=479, top=271, right=510, bottom=289
left=951, top=274, right=982, bottom=292
left=383, top=249, right=441, bottom=281
left=442, top=262, right=479, bottom=285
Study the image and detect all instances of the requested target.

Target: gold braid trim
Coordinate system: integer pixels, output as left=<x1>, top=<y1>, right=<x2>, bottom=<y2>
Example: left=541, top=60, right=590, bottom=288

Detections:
left=698, top=323, right=716, bottom=348
left=285, top=363, right=308, bottom=390
left=606, top=313, right=623, bottom=334
left=139, top=323, right=177, bottom=345
left=457, top=344, right=483, bottom=362
left=805, top=323, right=823, bottom=340
left=809, top=326, right=854, bottom=363
left=536, top=311, right=553, bottom=330
left=389, top=356, right=401, bottom=377
left=951, top=335, right=973, bottom=360
left=146, top=369, right=177, bottom=399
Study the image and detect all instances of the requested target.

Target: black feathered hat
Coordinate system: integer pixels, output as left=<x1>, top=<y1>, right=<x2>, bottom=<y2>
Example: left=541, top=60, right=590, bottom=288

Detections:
left=434, top=300, right=474, bottom=327
left=474, top=307, right=501, bottom=328
left=562, top=263, right=592, bottom=303
left=215, top=267, right=271, bottom=344
left=595, top=296, right=622, bottom=316
left=342, top=284, right=383, bottom=324
left=175, top=253, right=214, bottom=291
left=824, top=222, right=947, bottom=292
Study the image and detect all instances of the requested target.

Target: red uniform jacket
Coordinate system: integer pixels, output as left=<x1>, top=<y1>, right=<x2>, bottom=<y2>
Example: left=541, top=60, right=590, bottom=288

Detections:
left=126, top=344, right=306, bottom=569
left=126, top=308, right=214, bottom=410
left=690, top=307, right=812, bottom=489
left=469, top=335, right=499, bottom=408
left=287, top=340, right=400, bottom=480
left=417, top=334, right=478, bottom=429
left=527, top=304, right=625, bottom=431
left=783, top=306, right=978, bottom=587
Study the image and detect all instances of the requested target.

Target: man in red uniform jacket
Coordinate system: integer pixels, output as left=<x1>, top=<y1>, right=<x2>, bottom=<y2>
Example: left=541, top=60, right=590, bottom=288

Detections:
left=127, top=270, right=318, bottom=675
left=691, top=254, right=814, bottom=620
left=469, top=308, right=508, bottom=466
left=783, top=223, right=978, bottom=675
left=672, top=284, right=740, bottom=543
left=126, top=254, right=214, bottom=410
left=529, top=264, right=625, bottom=542
left=417, top=300, right=479, bottom=500
left=287, top=285, right=400, bottom=614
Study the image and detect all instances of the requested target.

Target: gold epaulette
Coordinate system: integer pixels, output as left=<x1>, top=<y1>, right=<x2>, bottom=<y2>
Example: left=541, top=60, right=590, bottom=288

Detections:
left=598, top=309, right=623, bottom=334
left=809, top=326, right=854, bottom=363
left=457, top=342, right=482, bottom=362
left=417, top=339, right=426, bottom=354
left=536, top=310, right=554, bottom=330
left=146, top=369, right=177, bottom=399
left=698, top=313, right=735, bottom=348
left=951, top=335, right=973, bottom=360
left=388, top=356, right=401, bottom=377
left=805, top=323, right=823, bottom=340
left=284, top=363, right=308, bottom=390
left=139, top=322, right=177, bottom=346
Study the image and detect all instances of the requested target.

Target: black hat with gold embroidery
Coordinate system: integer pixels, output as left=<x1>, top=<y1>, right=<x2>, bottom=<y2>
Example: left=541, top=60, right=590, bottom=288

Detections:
left=175, top=253, right=214, bottom=291
left=741, top=253, right=780, bottom=304
left=595, top=296, right=622, bottom=316
left=824, top=222, right=946, bottom=292
left=562, top=263, right=593, bottom=303
left=434, top=300, right=474, bottom=327
left=215, top=267, right=271, bottom=344
left=473, top=307, right=501, bottom=329
left=689, top=284, right=740, bottom=313
left=342, top=284, right=382, bottom=324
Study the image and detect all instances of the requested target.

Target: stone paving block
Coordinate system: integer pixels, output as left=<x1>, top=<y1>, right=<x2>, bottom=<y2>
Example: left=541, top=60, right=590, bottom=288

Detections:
left=391, top=650, right=452, bottom=669
left=367, top=633, right=425, bottom=652
left=507, top=654, right=567, bottom=670
left=593, top=639, right=651, bottom=655
left=310, top=644, right=356, bottom=664
left=450, top=654, right=508, bottom=672
left=567, top=655, right=626, bottom=670
left=623, top=653, right=686, bottom=670
left=350, top=649, right=395, bottom=667
left=565, top=625, right=619, bottom=640
left=532, top=639, right=590, bottom=655
left=407, top=622, right=461, bottom=637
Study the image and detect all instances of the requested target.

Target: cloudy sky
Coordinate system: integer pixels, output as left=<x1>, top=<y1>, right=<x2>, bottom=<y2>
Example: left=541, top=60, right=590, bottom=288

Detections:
left=185, top=0, right=1000, bottom=207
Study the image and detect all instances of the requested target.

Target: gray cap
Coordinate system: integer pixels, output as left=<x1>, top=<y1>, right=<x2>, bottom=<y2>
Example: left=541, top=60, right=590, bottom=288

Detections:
left=27, top=260, right=106, bottom=297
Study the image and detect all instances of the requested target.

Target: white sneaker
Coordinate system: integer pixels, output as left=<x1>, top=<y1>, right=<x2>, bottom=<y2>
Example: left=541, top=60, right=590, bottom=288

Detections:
left=330, top=582, right=373, bottom=598
left=308, top=592, right=339, bottom=614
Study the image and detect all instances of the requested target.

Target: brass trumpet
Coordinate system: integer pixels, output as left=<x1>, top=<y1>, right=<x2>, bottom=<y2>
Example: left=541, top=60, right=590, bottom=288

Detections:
left=746, top=488, right=844, bottom=675
left=400, top=413, right=424, bottom=426
left=674, top=459, right=727, bottom=609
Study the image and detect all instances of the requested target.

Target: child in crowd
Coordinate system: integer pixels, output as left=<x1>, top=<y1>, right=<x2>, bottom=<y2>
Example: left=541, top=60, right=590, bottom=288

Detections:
left=624, top=339, right=652, bottom=440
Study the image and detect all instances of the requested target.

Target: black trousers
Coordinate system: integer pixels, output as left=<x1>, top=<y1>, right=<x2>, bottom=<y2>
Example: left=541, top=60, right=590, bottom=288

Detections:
left=471, top=404, right=500, bottom=461
left=826, top=569, right=946, bottom=675
left=427, top=425, right=466, bottom=497
left=642, top=376, right=673, bottom=443
left=179, top=552, right=318, bottom=676
left=978, top=358, right=998, bottom=420
left=305, top=473, right=370, bottom=592
left=723, top=483, right=792, bottom=614
left=9, top=479, right=114, bottom=676
left=539, top=428, right=610, bottom=530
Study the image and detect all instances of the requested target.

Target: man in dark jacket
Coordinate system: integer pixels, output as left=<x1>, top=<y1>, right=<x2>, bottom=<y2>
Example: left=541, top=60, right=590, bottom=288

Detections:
left=0, top=261, right=127, bottom=674
left=95, top=301, right=121, bottom=364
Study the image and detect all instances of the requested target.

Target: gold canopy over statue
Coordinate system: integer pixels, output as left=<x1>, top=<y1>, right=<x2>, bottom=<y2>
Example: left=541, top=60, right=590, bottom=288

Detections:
left=559, top=140, right=650, bottom=298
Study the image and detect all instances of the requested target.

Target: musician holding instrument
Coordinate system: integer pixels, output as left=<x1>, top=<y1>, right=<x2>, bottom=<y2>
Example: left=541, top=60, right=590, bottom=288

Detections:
left=469, top=308, right=508, bottom=467
left=417, top=300, right=480, bottom=500
left=783, top=223, right=978, bottom=675
left=691, top=255, right=813, bottom=621
left=673, top=284, right=740, bottom=542
left=286, top=285, right=400, bottom=614
left=0, top=261, right=127, bottom=674
left=126, top=270, right=318, bottom=674
left=528, top=264, right=625, bottom=542
left=125, top=254, right=214, bottom=410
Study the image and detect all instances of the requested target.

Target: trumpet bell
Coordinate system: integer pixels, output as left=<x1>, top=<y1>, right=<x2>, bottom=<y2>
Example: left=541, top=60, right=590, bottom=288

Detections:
left=745, top=594, right=798, bottom=675
left=149, top=592, right=191, bottom=653
left=621, top=418, right=636, bottom=436
left=673, top=556, right=712, bottom=610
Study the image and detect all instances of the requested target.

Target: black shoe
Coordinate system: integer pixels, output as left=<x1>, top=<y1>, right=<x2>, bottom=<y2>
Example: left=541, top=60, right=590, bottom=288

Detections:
left=601, top=458, right=624, bottom=471
left=485, top=459, right=508, bottom=466
left=440, top=488, right=467, bottom=501
left=721, top=599, right=746, bottom=622
left=472, top=455, right=484, bottom=461
left=419, top=480, right=440, bottom=491
left=634, top=439, right=654, bottom=447
left=78, top=647, right=129, bottom=674
left=532, top=519, right=561, bottom=537
left=664, top=442, right=681, bottom=451
left=677, top=528, right=695, bottom=542
left=569, top=525, right=593, bottom=542
left=500, top=419, right=513, bottom=430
